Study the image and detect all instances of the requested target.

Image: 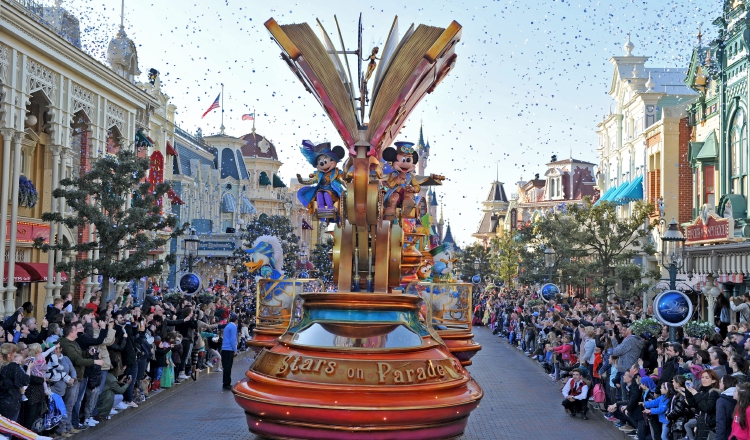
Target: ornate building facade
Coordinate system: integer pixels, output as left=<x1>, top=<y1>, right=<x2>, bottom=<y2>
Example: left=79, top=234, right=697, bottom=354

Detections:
left=595, top=36, right=696, bottom=281
left=0, top=0, right=169, bottom=316
left=680, top=1, right=750, bottom=302
left=512, top=156, right=597, bottom=227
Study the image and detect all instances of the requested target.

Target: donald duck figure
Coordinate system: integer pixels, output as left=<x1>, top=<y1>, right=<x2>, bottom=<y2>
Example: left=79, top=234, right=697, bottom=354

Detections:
left=296, top=140, right=347, bottom=220
left=244, top=236, right=297, bottom=316
left=243, top=235, right=285, bottom=279
left=430, top=243, right=457, bottom=283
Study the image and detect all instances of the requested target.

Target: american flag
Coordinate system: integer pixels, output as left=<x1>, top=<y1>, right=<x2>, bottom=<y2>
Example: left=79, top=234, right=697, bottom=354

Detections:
left=242, top=113, right=255, bottom=121
left=201, top=93, right=220, bottom=119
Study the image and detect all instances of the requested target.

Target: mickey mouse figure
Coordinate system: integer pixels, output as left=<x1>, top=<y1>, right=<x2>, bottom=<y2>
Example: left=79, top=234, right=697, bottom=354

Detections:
left=296, top=140, right=347, bottom=219
left=382, top=141, right=420, bottom=220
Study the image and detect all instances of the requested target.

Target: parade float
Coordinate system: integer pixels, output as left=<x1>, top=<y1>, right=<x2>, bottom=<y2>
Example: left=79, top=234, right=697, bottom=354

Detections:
left=233, top=15, right=483, bottom=440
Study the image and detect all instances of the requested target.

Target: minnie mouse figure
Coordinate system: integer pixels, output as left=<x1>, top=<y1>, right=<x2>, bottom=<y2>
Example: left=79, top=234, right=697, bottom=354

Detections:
left=296, top=140, right=347, bottom=219
left=382, top=141, right=420, bottom=220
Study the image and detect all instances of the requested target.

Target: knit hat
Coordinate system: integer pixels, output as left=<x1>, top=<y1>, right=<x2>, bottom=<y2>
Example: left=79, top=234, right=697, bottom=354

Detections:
left=640, top=376, right=657, bottom=393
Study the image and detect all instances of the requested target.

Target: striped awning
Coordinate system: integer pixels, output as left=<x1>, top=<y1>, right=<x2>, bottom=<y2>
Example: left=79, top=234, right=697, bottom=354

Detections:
left=221, top=193, right=236, bottom=213
left=240, top=196, right=256, bottom=214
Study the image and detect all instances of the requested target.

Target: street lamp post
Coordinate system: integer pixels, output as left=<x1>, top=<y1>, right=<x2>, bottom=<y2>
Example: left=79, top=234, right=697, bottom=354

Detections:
left=183, top=228, right=200, bottom=273
left=544, top=247, right=556, bottom=284
left=661, top=218, right=686, bottom=342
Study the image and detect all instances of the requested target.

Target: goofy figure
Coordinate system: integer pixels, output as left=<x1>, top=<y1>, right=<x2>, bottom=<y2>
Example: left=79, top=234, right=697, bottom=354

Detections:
left=296, top=140, right=346, bottom=221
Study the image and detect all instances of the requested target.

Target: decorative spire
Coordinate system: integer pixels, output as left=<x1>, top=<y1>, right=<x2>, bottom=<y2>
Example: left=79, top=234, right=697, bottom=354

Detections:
left=645, top=71, right=655, bottom=91
left=439, top=202, right=444, bottom=224
left=120, top=0, right=125, bottom=30
left=697, top=23, right=703, bottom=46
left=107, top=0, right=139, bottom=81
left=624, top=31, right=634, bottom=56
left=705, top=49, right=713, bottom=66
left=418, top=121, right=425, bottom=147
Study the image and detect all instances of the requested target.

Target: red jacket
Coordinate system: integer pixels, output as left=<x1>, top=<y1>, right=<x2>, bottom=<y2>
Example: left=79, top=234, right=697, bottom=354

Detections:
left=592, top=352, right=602, bottom=379
left=729, top=407, right=750, bottom=440
left=731, top=407, right=750, bottom=440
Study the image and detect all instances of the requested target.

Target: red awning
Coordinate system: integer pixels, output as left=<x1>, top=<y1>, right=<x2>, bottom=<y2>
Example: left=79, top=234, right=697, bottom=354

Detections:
left=2, top=262, right=31, bottom=283
left=17, top=262, right=68, bottom=282
left=147, top=136, right=156, bottom=144
left=166, top=141, right=178, bottom=156
left=167, top=188, right=184, bottom=205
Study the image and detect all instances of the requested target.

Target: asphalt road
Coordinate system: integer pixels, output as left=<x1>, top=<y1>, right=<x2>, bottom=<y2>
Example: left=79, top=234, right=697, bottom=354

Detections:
left=87, top=326, right=624, bottom=440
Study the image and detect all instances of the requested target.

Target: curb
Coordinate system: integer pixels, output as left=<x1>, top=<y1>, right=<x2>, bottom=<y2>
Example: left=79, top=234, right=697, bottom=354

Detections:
left=498, top=335, right=632, bottom=440
left=67, top=351, right=253, bottom=440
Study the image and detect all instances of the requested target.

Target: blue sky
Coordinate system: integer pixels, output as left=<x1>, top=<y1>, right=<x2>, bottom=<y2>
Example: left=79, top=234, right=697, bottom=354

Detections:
left=66, top=0, right=720, bottom=244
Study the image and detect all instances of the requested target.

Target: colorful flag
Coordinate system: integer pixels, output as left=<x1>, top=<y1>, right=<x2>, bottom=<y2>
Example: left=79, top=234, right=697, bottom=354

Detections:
left=201, top=94, right=220, bottom=119
left=242, top=113, right=255, bottom=121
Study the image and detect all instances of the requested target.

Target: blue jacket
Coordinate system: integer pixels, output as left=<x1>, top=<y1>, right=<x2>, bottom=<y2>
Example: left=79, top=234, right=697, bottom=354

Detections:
left=716, top=388, right=737, bottom=440
left=221, top=322, right=238, bottom=352
left=643, top=394, right=669, bottom=424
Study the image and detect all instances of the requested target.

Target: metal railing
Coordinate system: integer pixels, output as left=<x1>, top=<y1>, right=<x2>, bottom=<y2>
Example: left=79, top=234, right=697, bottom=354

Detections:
left=12, top=0, right=82, bottom=49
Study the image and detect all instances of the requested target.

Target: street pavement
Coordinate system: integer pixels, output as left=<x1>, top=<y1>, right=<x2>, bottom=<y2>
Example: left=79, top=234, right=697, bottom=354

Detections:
left=87, top=327, right=624, bottom=439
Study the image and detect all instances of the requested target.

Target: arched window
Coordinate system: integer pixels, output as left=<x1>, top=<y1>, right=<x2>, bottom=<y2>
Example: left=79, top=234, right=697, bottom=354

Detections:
left=731, top=109, right=745, bottom=195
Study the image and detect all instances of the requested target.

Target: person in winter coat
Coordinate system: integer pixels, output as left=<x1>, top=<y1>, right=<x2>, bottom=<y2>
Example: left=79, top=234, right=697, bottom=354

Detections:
left=95, top=372, right=131, bottom=418
left=45, top=298, right=65, bottom=324
left=668, top=376, right=691, bottom=439
left=84, top=320, right=115, bottom=426
left=716, top=375, right=739, bottom=440
left=643, top=381, right=671, bottom=440
left=0, top=344, right=31, bottom=422
left=612, top=325, right=645, bottom=389
left=685, top=369, right=722, bottom=440
left=552, top=334, right=577, bottom=366
left=731, top=383, right=750, bottom=440
left=658, top=343, right=682, bottom=387
left=636, top=376, right=658, bottom=440
left=579, top=327, right=597, bottom=373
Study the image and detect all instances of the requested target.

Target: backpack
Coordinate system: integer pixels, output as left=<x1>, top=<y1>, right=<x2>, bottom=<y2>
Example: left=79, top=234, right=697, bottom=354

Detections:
left=593, top=384, right=606, bottom=403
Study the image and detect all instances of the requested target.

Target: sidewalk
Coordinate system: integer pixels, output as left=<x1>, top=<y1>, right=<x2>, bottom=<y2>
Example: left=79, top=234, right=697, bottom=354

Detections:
left=69, top=351, right=254, bottom=440
left=457, top=326, right=628, bottom=440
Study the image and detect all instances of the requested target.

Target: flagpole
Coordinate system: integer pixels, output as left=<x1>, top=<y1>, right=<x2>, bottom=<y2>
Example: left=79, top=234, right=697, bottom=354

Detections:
left=220, top=83, right=225, bottom=135
left=252, top=107, right=256, bottom=133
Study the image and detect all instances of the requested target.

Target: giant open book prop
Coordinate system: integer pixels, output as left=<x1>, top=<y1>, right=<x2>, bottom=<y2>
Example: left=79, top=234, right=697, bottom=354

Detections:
left=265, top=16, right=461, bottom=156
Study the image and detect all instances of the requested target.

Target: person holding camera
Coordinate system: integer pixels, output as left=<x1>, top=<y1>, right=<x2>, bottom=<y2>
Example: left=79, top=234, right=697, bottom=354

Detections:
left=59, top=322, right=104, bottom=432
left=95, top=370, right=132, bottom=420
left=110, top=311, right=138, bottom=409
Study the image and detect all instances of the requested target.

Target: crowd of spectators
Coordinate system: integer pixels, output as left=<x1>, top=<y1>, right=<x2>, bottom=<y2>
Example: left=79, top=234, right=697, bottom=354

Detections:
left=0, top=281, right=256, bottom=440
left=480, top=287, right=750, bottom=440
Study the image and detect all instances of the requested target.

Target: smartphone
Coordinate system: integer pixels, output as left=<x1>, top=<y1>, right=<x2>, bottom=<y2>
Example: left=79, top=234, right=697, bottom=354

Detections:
left=686, top=380, right=692, bottom=388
